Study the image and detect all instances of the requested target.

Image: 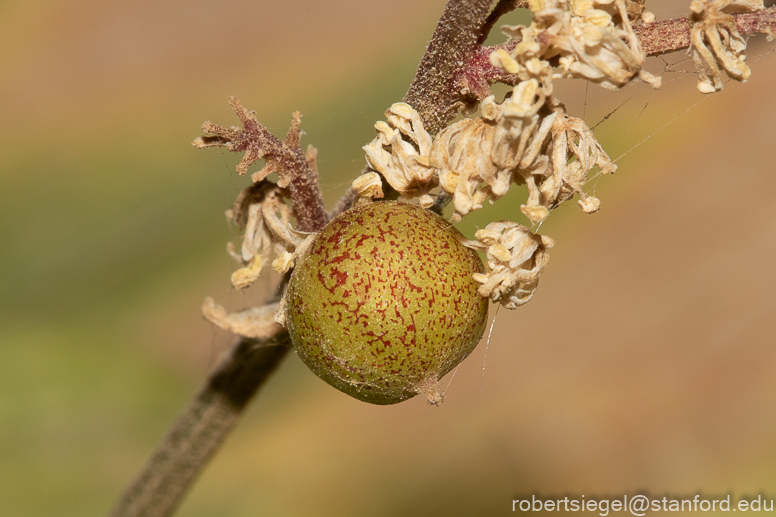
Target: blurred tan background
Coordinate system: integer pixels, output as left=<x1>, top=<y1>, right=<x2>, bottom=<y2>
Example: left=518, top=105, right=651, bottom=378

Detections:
left=1, top=1, right=775, bottom=515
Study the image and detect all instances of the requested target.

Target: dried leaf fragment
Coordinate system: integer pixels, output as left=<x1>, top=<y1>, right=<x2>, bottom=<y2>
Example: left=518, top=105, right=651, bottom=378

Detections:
left=193, top=97, right=316, bottom=201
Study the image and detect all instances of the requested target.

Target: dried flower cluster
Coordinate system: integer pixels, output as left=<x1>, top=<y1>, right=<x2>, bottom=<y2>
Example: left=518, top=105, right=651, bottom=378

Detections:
left=200, top=0, right=769, bottom=322
left=363, top=95, right=615, bottom=226
left=689, top=0, right=764, bottom=93
left=359, top=0, right=765, bottom=309
left=364, top=0, right=666, bottom=227
left=491, top=0, right=660, bottom=90
left=224, top=183, right=288, bottom=289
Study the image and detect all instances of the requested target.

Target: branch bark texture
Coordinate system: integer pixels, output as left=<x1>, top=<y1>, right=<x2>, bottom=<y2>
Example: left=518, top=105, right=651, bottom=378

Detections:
left=635, top=6, right=776, bottom=56
left=403, top=0, right=496, bottom=135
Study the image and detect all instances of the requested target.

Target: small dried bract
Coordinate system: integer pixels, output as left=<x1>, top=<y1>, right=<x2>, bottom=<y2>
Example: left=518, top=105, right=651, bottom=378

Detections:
left=688, top=0, right=764, bottom=93
left=351, top=171, right=385, bottom=206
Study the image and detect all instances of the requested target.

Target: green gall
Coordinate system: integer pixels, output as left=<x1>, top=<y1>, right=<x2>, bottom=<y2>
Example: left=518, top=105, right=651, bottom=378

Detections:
left=286, top=201, right=489, bottom=405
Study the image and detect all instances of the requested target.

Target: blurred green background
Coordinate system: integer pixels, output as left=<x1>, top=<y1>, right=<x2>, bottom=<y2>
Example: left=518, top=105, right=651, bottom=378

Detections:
left=1, top=1, right=775, bottom=515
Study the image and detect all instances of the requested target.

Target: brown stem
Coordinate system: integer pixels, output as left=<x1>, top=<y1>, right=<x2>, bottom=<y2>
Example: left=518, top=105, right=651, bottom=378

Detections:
left=109, top=333, right=290, bottom=517
left=636, top=6, right=776, bottom=56
left=403, top=0, right=497, bottom=135
left=279, top=114, right=329, bottom=233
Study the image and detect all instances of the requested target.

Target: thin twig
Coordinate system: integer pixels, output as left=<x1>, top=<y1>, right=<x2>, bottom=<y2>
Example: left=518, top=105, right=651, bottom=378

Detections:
left=109, top=334, right=290, bottom=517
left=635, top=6, right=776, bottom=56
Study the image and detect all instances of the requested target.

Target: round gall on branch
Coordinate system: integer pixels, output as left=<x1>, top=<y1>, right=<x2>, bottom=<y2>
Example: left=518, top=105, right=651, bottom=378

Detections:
left=285, top=202, right=489, bottom=405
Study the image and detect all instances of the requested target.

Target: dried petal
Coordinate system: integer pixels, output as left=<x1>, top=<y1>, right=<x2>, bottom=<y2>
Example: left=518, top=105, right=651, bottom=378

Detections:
left=352, top=172, right=385, bottom=203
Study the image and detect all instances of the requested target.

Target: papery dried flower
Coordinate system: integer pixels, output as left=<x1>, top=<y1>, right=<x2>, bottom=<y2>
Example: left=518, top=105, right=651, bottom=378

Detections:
left=206, top=181, right=317, bottom=334
left=224, top=183, right=301, bottom=290
left=427, top=90, right=613, bottom=225
left=363, top=103, right=438, bottom=208
left=689, top=0, right=763, bottom=93
left=469, top=221, right=555, bottom=309
left=429, top=83, right=557, bottom=223
left=517, top=99, right=615, bottom=224
left=430, top=114, right=496, bottom=222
